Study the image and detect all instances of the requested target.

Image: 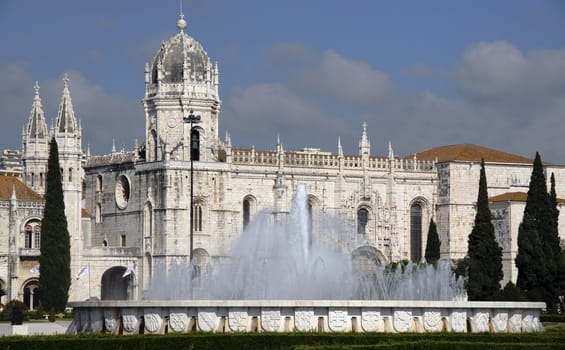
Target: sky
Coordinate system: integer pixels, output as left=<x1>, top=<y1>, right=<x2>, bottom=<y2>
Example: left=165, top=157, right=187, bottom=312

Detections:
left=2, top=0, right=565, bottom=163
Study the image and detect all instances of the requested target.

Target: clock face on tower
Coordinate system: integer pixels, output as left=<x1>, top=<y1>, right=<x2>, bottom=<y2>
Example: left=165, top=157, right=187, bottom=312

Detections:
left=115, top=175, right=131, bottom=210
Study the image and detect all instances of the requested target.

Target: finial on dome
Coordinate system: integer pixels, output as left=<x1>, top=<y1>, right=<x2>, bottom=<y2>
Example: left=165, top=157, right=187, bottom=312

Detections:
left=177, top=0, right=187, bottom=32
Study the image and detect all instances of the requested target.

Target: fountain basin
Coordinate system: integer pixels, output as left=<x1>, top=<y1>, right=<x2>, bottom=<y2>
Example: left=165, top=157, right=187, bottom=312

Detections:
left=67, top=300, right=544, bottom=334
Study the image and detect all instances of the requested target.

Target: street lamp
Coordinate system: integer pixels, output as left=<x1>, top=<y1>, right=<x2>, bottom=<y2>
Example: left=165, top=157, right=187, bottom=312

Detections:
left=181, top=104, right=201, bottom=264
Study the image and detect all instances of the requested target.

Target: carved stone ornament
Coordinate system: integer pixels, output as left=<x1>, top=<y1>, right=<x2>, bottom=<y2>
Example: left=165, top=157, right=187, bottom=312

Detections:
left=491, top=312, right=508, bottom=333
left=228, top=310, right=249, bottom=332
left=393, top=310, right=412, bottom=333
left=122, top=314, right=139, bottom=333
left=471, top=311, right=489, bottom=333
left=144, top=313, right=163, bottom=333
left=508, top=312, right=522, bottom=333
left=361, top=310, right=382, bottom=332
left=103, top=309, right=118, bottom=334
left=450, top=311, right=467, bottom=332
left=294, top=308, right=315, bottom=332
left=328, top=309, right=348, bottom=332
left=198, top=311, right=218, bottom=332
left=522, top=313, right=540, bottom=333
left=423, top=311, right=442, bottom=332
left=169, top=313, right=189, bottom=333
left=261, top=308, right=281, bottom=332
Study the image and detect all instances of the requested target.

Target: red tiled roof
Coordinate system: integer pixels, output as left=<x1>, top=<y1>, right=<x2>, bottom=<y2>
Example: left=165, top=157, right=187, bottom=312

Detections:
left=490, top=191, right=565, bottom=203
left=412, top=144, right=535, bottom=164
left=81, top=208, right=91, bottom=218
left=0, top=176, right=43, bottom=201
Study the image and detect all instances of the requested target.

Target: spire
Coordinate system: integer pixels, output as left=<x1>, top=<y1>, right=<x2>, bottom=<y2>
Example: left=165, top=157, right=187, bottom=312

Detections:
left=177, top=0, right=187, bottom=32
left=56, top=74, right=78, bottom=134
left=337, top=137, right=343, bottom=157
left=359, top=121, right=370, bottom=156
left=388, top=141, right=394, bottom=159
left=26, top=81, right=48, bottom=140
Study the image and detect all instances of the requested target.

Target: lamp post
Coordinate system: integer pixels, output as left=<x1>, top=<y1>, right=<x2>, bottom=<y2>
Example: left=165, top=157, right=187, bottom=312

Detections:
left=182, top=107, right=201, bottom=264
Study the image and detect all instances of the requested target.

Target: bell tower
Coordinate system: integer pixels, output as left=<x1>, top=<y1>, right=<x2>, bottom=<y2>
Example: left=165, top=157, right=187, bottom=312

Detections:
left=142, top=11, right=221, bottom=163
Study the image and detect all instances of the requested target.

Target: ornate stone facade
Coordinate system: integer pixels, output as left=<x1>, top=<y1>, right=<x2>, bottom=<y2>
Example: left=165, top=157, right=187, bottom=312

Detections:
left=1, top=11, right=565, bottom=309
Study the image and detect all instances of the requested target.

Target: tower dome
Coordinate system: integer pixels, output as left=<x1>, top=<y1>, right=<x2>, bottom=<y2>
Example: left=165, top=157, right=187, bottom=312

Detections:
left=150, top=17, right=211, bottom=84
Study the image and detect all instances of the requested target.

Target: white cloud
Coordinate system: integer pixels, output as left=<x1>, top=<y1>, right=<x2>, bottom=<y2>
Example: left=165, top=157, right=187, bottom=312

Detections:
left=299, top=50, right=394, bottom=105
left=0, top=64, right=143, bottom=155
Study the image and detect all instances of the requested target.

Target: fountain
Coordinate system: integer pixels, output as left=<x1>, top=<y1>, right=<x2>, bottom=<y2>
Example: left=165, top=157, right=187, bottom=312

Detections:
left=67, top=184, right=544, bottom=334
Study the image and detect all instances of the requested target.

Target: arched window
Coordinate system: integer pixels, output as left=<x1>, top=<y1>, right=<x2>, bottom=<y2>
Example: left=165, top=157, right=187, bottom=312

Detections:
left=31, top=172, right=34, bottom=187
left=410, top=203, right=423, bottom=262
left=95, top=203, right=102, bottom=223
left=23, top=220, right=41, bottom=249
left=193, top=203, right=203, bottom=232
left=96, top=175, right=103, bottom=192
left=68, top=167, right=73, bottom=182
left=191, top=129, right=200, bottom=161
left=22, top=280, right=39, bottom=311
left=357, top=208, right=369, bottom=235
left=243, top=199, right=250, bottom=230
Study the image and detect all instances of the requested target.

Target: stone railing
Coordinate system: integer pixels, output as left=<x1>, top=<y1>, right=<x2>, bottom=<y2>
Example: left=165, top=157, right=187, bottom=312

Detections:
left=231, top=149, right=435, bottom=172
left=67, top=300, right=544, bottom=334
left=87, top=152, right=137, bottom=167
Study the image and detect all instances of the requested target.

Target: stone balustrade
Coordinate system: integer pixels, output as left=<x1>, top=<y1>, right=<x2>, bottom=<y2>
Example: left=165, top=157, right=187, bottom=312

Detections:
left=67, top=300, right=544, bottom=334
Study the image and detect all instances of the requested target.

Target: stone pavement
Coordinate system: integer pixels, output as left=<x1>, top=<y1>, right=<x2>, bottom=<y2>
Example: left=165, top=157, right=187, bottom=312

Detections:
left=0, top=320, right=71, bottom=336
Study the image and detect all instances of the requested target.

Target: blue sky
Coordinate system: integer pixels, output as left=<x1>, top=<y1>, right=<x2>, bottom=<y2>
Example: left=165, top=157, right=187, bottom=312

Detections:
left=2, top=0, right=565, bottom=163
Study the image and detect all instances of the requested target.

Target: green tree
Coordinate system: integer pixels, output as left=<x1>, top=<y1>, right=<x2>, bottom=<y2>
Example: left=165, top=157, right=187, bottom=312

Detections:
left=519, top=153, right=565, bottom=312
left=424, top=219, right=441, bottom=265
left=467, top=159, right=503, bottom=301
left=516, top=212, right=546, bottom=302
left=39, top=137, right=71, bottom=312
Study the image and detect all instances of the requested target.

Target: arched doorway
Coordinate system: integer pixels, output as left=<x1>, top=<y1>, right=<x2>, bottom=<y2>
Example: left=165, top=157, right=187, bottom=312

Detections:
left=22, top=279, right=39, bottom=311
left=101, top=266, right=133, bottom=300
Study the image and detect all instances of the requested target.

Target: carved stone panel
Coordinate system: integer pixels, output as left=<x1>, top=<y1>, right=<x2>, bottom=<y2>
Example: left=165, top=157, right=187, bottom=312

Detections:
left=144, top=313, right=163, bottom=334
left=508, top=312, right=522, bottom=333
left=328, top=309, right=348, bottom=332
left=198, top=311, right=218, bottom=332
left=361, top=310, right=382, bottom=332
left=89, top=309, right=103, bottom=333
left=450, top=311, right=467, bottom=332
left=261, top=308, right=281, bottom=332
left=103, top=309, right=119, bottom=334
left=491, top=312, right=508, bottom=333
left=470, top=311, right=489, bottom=333
left=393, top=310, right=412, bottom=333
left=122, top=310, right=140, bottom=334
left=228, top=309, right=249, bottom=332
left=522, top=312, right=540, bottom=333
left=295, top=308, right=315, bottom=332
left=423, top=311, right=442, bottom=332
left=169, top=312, right=189, bottom=333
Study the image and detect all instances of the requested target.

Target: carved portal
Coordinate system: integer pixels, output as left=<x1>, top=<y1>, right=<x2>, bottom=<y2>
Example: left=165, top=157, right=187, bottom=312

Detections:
left=295, top=308, right=315, bottom=332
left=328, top=309, right=348, bottom=332
left=393, top=310, right=412, bottom=332
left=261, top=308, right=281, bottom=332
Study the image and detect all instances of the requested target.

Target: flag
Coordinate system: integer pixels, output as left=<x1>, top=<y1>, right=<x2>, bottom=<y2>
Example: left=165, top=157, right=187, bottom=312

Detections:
left=77, top=264, right=89, bottom=279
left=122, top=263, right=134, bottom=278
left=30, top=264, right=40, bottom=274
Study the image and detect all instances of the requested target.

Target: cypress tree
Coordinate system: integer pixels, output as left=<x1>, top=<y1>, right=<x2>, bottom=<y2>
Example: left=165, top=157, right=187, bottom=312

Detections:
left=39, top=137, right=71, bottom=312
left=516, top=212, right=546, bottom=302
left=424, top=219, right=440, bottom=265
left=520, top=153, right=565, bottom=312
left=467, top=159, right=503, bottom=301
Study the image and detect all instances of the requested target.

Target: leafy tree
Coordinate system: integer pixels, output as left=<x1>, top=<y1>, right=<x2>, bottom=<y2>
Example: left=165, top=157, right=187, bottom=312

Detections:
left=424, top=219, right=441, bottom=265
left=39, top=137, right=71, bottom=313
left=519, top=153, right=565, bottom=312
left=495, top=282, right=528, bottom=302
left=467, top=159, right=503, bottom=301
